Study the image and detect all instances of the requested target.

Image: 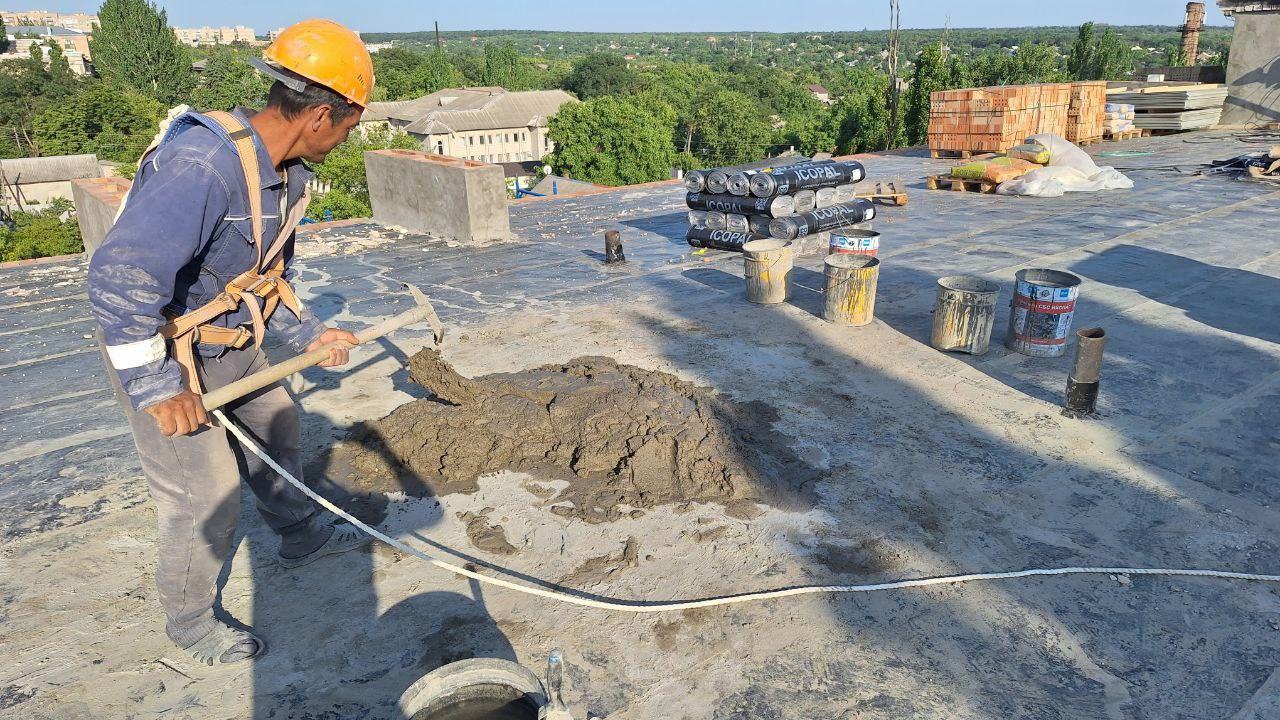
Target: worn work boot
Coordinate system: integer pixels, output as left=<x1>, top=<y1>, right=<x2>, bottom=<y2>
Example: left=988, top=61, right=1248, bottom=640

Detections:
left=278, top=523, right=373, bottom=569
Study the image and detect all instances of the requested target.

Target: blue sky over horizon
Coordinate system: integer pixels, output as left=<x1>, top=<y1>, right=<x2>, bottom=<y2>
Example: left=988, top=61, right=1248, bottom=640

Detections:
left=38, top=1, right=1233, bottom=34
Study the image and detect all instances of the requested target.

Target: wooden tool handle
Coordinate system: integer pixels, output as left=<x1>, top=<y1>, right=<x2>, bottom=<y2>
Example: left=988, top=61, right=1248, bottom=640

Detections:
left=201, top=304, right=436, bottom=411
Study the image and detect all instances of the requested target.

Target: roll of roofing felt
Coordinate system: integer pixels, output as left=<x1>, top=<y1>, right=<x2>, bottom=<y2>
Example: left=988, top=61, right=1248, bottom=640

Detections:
left=750, top=160, right=865, bottom=198
left=768, top=200, right=875, bottom=240
left=686, top=227, right=769, bottom=252
left=726, top=171, right=756, bottom=196
left=725, top=213, right=750, bottom=232
left=793, top=189, right=817, bottom=213
left=705, top=210, right=727, bottom=230
left=686, top=191, right=796, bottom=218
left=706, top=170, right=730, bottom=194
left=684, top=170, right=708, bottom=193
left=687, top=210, right=708, bottom=228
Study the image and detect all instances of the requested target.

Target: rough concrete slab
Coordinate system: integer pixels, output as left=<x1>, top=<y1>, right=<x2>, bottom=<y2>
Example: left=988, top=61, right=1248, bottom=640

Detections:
left=2, top=131, right=1279, bottom=720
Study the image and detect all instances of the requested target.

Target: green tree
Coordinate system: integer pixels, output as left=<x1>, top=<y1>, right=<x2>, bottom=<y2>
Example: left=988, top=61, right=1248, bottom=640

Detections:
left=190, top=46, right=269, bottom=111
left=412, top=49, right=465, bottom=96
left=449, top=48, right=486, bottom=85
left=371, top=46, right=427, bottom=100
left=32, top=83, right=164, bottom=162
left=830, top=68, right=901, bottom=154
left=687, top=88, right=774, bottom=167
left=564, top=53, right=635, bottom=99
left=481, top=41, right=521, bottom=88
left=45, top=42, right=77, bottom=93
left=0, top=41, right=79, bottom=156
left=90, top=0, right=194, bottom=105
left=0, top=199, right=83, bottom=262
left=902, top=44, right=948, bottom=146
left=546, top=95, right=676, bottom=185
left=1094, top=28, right=1133, bottom=80
left=308, top=126, right=419, bottom=221
left=1067, top=23, right=1097, bottom=80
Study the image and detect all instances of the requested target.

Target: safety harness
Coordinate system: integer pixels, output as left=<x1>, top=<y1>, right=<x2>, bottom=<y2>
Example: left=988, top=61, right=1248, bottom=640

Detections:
left=125, top=110, right=312, bottom=393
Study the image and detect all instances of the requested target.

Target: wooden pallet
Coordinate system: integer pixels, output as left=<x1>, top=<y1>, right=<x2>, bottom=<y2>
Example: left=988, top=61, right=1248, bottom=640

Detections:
left=1104, top=129, right=1143, bottom=141
left=1073, top=136, right=1103, bottom=147
left=926, top=174, right=997, bottom=193
left=930, top=148, right=975, bottom=159
left=855, top=180, right=909, bottom=206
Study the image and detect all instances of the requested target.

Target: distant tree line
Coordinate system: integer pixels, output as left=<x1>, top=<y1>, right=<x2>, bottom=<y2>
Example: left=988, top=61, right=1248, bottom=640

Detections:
left=1, top=6, right=1235, bottom=259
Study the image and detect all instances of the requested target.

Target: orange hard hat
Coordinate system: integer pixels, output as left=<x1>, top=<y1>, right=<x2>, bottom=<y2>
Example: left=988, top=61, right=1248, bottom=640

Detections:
left=261, top=19, right=374, bottom=107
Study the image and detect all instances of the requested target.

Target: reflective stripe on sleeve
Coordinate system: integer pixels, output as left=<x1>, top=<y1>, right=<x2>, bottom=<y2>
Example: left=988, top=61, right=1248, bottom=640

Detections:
left=105, top=334, right=166, bottom=369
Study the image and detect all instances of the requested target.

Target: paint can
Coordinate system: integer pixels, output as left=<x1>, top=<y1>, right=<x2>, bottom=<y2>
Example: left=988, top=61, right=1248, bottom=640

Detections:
left=1005, top=268, right=1083, bottom=357
left=828, top=229, right=880, bottom=257
left=399, top=658, right=547, bottom=720
left=930, top=275, right=1000, bottom=355
left=742, top=238, right=792, bottom=304
left=823, top=254, right=879, bottom=326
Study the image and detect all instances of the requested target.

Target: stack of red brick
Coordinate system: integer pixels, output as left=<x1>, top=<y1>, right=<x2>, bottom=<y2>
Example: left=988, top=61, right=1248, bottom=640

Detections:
left=928, top=83, right=1084, bottom=154
left=1065, top=81, right=1107, bottom=143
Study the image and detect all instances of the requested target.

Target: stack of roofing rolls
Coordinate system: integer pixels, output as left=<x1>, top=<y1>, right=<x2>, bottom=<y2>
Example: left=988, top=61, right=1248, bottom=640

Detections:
left=685, top=159, right=875, bottom=252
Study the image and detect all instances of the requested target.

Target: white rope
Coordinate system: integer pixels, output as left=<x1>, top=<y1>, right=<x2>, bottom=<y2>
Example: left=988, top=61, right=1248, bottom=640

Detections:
left=215, top=409, right=1280, bottom=613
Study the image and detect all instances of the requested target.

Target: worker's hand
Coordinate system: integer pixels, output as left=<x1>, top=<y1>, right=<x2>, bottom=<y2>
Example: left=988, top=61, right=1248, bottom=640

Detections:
left=308, top=327, right=360, bottom=368
left=144, top=390, right=209, bottom=437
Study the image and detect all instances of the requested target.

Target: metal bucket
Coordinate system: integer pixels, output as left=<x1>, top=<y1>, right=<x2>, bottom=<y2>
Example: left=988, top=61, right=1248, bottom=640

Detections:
left=1005, top=268, right=1083, bottom=357
left=823, top=254, right=879, bottom=326
left=931, top=275, right=1000, bottom=355
left=742, top=238, right=792, bottom=304
left=829, top=229, right=880, bottom=257
left=399, top=658, right=547, bottom=720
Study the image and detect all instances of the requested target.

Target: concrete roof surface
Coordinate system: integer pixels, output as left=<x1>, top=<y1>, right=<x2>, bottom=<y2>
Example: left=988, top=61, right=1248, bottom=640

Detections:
left=3, top=130, right=1280, bottom=719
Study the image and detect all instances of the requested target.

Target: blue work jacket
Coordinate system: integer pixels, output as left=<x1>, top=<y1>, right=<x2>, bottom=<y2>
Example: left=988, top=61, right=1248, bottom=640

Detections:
left=88, top=108, right=324, bottom=410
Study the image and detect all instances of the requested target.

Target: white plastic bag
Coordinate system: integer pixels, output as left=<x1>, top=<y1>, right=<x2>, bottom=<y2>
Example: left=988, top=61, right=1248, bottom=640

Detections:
left=997, top=133, right=1133, bottom=197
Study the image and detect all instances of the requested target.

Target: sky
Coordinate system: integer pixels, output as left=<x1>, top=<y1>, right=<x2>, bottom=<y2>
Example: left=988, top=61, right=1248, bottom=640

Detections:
left=43, top=0, right=1233, bottom=34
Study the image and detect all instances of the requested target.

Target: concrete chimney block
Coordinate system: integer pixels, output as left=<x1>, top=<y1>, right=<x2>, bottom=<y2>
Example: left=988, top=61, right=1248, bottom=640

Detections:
left=365, top=150, right=512, bottom=245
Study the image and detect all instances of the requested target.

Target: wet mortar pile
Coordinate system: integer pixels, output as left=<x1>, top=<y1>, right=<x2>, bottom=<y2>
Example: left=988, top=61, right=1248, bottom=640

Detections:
left=338, top=349, right=821, bottom=524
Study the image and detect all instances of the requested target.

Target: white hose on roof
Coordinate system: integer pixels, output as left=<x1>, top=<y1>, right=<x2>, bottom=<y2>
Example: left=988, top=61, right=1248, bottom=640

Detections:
left=215, top=409, right=1280, bottom=612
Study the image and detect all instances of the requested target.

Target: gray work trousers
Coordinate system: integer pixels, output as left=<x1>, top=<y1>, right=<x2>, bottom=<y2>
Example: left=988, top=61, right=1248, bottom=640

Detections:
left=104, top=344, right=326, bottom=648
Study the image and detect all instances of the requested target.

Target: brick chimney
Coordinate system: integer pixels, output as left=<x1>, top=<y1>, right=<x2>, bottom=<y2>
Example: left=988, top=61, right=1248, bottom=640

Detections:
left=1181, top=2, right=1205, bottom=66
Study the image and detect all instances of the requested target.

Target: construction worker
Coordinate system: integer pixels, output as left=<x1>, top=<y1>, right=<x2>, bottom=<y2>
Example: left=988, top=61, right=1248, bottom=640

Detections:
left=87, top=20, right=376, bottom=667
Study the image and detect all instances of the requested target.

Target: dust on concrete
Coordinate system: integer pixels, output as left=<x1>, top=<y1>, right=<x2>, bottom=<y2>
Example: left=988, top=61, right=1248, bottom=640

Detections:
left=341, top=349, right=820, bottom=523
left=559, top=536, right=640, bottom=587
left=457, top=508, right=517, bottom=555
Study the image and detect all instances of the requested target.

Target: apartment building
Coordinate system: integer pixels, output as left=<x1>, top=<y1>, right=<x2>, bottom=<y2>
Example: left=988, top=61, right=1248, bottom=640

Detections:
left=361, top=87, right=577, bottom=164
left=173, top=25, right=256, bottom=47
left=1, top=9, right=98, bottom=32
left=0, top=25, right=92, bottom=75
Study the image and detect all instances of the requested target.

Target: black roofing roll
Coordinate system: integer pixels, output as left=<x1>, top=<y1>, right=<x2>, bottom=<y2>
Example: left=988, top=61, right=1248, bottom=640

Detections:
left=685, top=191, right=796, bottom=218
left=768, top=199, right=876, bottom=240
left=750, top=160, right=866, bottom=198
left=687, top=227, right=769, bottom=252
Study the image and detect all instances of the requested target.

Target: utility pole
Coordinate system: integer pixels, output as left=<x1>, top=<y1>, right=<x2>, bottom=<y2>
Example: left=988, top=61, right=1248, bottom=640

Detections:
left=748, top=32, right=754, bottom=58
left=434, top=20, right=441, bottom=50
left=885, top=0, right=902, bottom=150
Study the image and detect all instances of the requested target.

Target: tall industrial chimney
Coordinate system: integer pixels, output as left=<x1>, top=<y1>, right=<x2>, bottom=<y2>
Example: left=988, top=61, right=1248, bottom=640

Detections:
left=1181, top=2, right=1205, bottom=66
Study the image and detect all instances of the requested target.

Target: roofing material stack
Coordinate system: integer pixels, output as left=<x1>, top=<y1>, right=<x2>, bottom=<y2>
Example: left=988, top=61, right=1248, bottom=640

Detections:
left=1105, top=84, right=1229, bottom=131
left=1104, top=103, right=1136, bottom=137
left=686, top=159, right=872, bottom=252
left=1065, top=81, right=1106, bottom=143
left=928, top=83, right=1072, bottom=156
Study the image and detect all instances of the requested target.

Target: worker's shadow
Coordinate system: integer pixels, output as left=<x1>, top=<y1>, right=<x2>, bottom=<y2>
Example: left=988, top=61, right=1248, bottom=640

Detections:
left=207, top=334, right=514, bottom=717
